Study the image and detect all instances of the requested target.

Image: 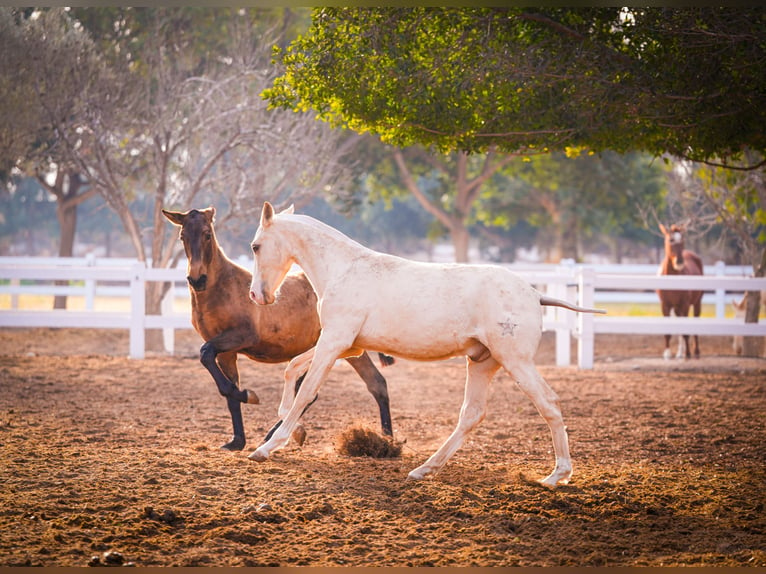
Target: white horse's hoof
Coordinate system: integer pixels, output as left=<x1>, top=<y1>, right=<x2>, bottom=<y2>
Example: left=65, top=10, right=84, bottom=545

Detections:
left=247, top=448, right=269, bottom=462
left=407, top=466, right=431, bottom=480
left=539, top=476, right=569, bottom=488
left=540, top=466, right=572, bottom=487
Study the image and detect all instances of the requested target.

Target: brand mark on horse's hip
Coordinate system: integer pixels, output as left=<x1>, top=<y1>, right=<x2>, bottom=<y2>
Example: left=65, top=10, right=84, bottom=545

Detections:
left=498, top=317, right=518, bottom=336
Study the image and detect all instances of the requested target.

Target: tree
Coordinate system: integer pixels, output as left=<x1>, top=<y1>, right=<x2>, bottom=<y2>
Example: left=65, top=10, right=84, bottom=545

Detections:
left=667, top=154, right=765, bottom=356
left=47, top=8, right=356, bottom=350
left=0, top=8, right=101, bottom=307
left=263, top=7, right=765, bottom=267
left=385, top=147, right=515, bottom=262
left=265, top=8, right=766, bottom=165
left=495, top=150, right=666, bottom=262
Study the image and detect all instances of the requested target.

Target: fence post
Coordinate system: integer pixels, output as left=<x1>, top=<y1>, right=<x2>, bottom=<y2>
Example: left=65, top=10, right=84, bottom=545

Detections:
left=161, top=284, right=175, bottom=355
left=10, top=278, right=19, bottom=309
left=577, top=267, right=595, bottom=370
left=714, top=260, right=726, bottom=319
left=553, top=264, right=573, bottom=366
left=129, top=261, right=146, bottom=359
left=85, top=253, right=96, bottom=310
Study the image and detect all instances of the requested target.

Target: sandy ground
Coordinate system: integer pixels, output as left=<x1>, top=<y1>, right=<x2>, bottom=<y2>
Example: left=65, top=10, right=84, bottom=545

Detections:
left=0, top=327, right=764, bottom=566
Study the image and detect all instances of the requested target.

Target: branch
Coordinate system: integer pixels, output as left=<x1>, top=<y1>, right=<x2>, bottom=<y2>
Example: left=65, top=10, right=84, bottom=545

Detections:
left=676, top=153, right=766, bottom=172
left=392, top=148, right=452, bottom=230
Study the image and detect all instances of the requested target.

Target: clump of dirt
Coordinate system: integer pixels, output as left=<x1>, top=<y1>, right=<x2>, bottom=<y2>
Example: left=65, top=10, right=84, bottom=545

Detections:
left=335, top=424, right=403, bottom=458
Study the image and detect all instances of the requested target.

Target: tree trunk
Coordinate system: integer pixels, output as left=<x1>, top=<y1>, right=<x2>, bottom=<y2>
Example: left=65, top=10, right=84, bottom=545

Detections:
left=53, top=199, right=77, bottom=309
left=144, top=278, right=166, bottom=354
left=742, top=246, right=766, bottom=357
left=451, top=223, right=470, bottom=263
left=38, top=170, right=94, bottom=310
left=560, top=215, right=579, bottom=261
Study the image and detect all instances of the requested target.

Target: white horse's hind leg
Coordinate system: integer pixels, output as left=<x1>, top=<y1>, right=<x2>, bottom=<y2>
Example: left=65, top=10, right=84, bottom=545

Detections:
left=506, top=361, right=572, bottom=487
left=408, top=357, right=500, bottom=480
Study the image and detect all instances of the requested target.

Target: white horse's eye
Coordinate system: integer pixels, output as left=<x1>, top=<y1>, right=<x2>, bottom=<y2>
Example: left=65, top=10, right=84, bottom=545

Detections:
left=251, top=244, right=260, bottom=254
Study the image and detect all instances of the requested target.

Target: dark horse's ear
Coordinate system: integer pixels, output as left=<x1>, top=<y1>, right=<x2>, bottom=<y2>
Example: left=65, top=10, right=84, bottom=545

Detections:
left=658, top=223, right=668, bottom=236
left=261, top=202, right=275, bottom=228
left=202, top=206, right=216, bottom=222
left=162, top=209, right=186, bottom=227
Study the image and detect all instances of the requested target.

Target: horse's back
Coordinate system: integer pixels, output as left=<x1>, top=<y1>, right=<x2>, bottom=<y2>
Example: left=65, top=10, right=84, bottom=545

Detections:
left=345, top=258, right=542, bottom=360
left=684, top=250, right=704, bottom=275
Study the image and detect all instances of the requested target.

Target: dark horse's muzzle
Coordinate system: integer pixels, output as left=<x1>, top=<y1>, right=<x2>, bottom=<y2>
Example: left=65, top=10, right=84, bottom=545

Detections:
left=187, top=274, right=208, bottom=292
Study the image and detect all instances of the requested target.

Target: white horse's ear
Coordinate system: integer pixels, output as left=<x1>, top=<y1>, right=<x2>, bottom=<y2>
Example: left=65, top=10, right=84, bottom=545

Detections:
left=261, top=202, right=275, bottom=228
left=281, top=204, right=295, bottom=215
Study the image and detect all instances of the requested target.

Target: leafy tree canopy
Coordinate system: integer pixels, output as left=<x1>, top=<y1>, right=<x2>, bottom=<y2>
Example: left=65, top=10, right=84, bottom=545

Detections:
left=265, top=7, right=766, bottom=165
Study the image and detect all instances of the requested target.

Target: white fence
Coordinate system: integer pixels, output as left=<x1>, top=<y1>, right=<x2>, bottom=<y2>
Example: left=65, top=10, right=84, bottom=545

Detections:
left=1, top=256, right=764, bottom=366
left=0, top=256, right=191, bottom=359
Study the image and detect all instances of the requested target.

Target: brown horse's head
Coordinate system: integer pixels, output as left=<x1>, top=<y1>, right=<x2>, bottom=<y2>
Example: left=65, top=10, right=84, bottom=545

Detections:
left=163, top=207, right=218, bottom=292
left=659, top=223, right=686, bottom=272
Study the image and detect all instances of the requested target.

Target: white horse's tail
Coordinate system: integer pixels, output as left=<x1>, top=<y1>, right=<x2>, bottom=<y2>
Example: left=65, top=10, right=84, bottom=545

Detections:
left=539, top=295, right=607, bottom=314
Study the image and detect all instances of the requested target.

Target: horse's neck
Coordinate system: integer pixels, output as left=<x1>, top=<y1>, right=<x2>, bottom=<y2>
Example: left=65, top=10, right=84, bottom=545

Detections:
left=661, top=255, right=679, bottom=276
left=285, top=217, right=366, bottom=297
left=209, top=245, right=239, bottom=284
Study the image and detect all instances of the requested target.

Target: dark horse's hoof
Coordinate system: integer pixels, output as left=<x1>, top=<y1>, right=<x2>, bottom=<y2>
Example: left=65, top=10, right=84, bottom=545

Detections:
left=220, top=435, right=246, bottom=451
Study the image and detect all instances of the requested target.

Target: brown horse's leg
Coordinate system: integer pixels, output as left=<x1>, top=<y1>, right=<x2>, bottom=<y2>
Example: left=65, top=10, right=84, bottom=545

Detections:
left=200, top=341, right=259, bottom=451
left=217, top=352, right=249, bottom=451
left=661, top=299, right=673, bottom=359
left=345, top=351, right=393, bottom=436
left=679, top=303, right=693, bottom=359
left=692, top=294, right=702, bottom=358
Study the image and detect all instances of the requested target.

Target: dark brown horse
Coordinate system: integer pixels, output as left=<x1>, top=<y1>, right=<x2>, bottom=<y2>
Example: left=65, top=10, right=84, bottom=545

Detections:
left=657, top=223, right=704, bottom=359
left=163, top=207, right=393, bottom=450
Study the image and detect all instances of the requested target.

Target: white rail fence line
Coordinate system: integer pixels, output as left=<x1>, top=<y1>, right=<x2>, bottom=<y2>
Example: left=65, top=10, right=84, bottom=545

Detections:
left=0, top=261, right=191, bottom=359
left=1, top=257, right=764, bottom=365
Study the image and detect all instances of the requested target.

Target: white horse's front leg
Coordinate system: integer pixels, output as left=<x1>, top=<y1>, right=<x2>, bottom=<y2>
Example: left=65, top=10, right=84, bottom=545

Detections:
left=408, top=357, right=499, bottom=480
left=248, top=341, right=341, bottom=462
left=278, top=348, right=315, bottom=419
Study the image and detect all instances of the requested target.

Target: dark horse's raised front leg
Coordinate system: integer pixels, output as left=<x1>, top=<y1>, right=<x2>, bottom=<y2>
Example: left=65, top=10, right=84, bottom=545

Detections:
left=199, top=339, right=259, bottom=451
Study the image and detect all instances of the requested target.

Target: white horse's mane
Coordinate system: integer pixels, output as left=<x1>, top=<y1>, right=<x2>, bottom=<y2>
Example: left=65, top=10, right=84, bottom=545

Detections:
left=278, top=212, right=371, bottom=253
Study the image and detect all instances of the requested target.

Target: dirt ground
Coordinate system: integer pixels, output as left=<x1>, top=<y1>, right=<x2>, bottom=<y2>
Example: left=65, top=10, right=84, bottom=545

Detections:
left=0, top=327, right=764, bottom=567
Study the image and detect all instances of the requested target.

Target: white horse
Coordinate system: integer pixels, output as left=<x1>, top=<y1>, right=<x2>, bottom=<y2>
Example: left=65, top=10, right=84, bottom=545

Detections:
left=247, top=202, right=605, bottom=487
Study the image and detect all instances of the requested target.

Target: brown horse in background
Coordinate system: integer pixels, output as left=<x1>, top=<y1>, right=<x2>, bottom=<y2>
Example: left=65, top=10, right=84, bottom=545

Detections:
left=657, top=223, right=704, bottom=359
left=163, top=207, right=393, bottom=451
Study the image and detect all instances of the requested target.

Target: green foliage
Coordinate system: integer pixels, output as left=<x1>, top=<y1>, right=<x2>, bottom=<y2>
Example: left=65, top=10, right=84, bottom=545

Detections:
left=482, top=151, right=665, bottom=260
left=266, top=7, right=766, bottom=163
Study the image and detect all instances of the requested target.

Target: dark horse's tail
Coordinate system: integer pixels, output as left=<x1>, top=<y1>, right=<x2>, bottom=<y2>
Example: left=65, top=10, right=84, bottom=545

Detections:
left=540, top=295, right=607, bottom=315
